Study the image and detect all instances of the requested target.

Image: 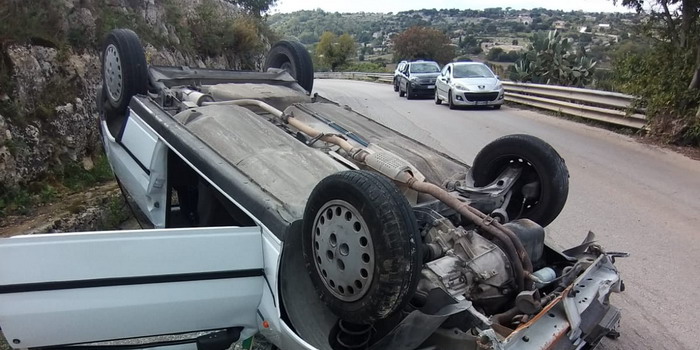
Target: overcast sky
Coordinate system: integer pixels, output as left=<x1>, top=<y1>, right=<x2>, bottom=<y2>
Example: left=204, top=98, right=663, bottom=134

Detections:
left=270, top=0, right=632, bottom=14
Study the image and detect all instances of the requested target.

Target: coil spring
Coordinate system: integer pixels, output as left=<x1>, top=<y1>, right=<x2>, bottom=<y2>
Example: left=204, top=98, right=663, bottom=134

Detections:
left=334, top=319, right=372, bottom=350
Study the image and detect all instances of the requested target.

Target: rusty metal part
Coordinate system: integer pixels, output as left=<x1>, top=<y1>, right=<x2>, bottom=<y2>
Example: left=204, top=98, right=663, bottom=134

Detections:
left=284, top=111, right=369, bottom=162
left=492, top=306, right=521, bottom=326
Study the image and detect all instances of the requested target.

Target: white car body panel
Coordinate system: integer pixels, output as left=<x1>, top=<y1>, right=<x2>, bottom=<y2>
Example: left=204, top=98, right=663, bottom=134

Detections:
left=121, top=115, right=158, bottom=171
left=0, top=227, right=265, bottom=348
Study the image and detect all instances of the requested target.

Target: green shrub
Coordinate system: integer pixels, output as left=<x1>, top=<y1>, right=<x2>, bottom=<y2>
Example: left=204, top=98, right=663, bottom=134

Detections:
left=614, top=41, right=700, bottom=144
left=512, top=30, right=597, bottom=87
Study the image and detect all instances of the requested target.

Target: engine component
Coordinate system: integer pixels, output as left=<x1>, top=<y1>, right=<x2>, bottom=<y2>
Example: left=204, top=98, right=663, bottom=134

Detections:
left=503, top=219, right=545, bottom=265
left=531, top=267, right=557, bottom=288
left=515, top=290, right=540, bottom=314
left=419, top=218, right=513, bottom=311
left=179, top=88, right=214, bottom=106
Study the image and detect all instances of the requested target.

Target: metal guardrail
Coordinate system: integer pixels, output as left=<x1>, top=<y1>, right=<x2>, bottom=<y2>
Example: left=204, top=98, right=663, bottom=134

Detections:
left=502, top=82, right=646, bottom=129
left=315, top=72, right=393, bottom=83
left=314, top=72, right=647, bottom=129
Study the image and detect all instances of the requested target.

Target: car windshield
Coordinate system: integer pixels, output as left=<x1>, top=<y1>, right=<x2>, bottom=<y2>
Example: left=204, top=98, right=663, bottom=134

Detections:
left=453, top=64, right=495, bottom=78
left=410, top=63, right=440, bottom=73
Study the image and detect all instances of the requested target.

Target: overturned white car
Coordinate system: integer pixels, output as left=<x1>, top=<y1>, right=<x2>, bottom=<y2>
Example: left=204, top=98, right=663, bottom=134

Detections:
left=0, top=29, right=624, bottom=350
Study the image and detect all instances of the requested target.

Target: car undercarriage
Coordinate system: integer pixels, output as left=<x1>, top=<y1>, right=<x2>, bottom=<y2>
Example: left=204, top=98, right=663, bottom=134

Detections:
left=0, top=29, right=624, bottom=350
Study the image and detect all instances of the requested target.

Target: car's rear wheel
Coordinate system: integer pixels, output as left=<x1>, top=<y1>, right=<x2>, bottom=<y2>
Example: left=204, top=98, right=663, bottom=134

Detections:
left=471, top=134, right=569, bottom=227
left=101, top=29, right=148, bottom=115
left=265, top=40, right=314, bottom=93
left=302, top=170, right=422, bottom=324
left=393, top=78, right=399, bottom=92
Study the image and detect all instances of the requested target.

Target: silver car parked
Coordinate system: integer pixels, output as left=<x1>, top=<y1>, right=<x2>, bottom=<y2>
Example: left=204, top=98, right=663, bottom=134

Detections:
left=435, top=62, right=505, bottom=109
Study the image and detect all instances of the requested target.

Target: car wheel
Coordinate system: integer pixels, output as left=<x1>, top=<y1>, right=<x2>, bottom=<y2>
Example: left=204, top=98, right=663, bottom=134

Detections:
left=448, top=90, right=456, bottom=110
left=101, top=29, right=148, bottom=115
left=406, top=84, right=414, bottom=100
left=434, top=90, right=442, bottom=105
left=471, top=134, right=569, bottom=227
left=393, top=78, right=399, bottom=92
left=493, top=105, right=502, bottom=110
left=399, top=84, right=405, bottom=97
left=265, top=40, right=314, bottom=93
left=302, top=170, right=422, bottom=324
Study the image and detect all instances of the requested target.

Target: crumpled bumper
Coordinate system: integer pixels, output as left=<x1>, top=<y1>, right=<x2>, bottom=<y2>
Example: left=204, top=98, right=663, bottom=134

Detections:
left=492, top=253, right=623, bottom=350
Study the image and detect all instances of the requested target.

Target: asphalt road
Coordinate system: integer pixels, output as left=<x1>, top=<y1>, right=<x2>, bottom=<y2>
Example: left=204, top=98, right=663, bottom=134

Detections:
left=314, top=79, right=700, bottom=350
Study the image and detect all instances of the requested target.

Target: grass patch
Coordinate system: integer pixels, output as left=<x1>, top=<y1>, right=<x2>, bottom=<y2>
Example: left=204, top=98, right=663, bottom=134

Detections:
left=0, top=153, right=114, bottom=218
left=1, top=335, right=12, bottom=350
left=98, top=196, right=131, bottom=230
left=54, top=153, right=114, bottom=192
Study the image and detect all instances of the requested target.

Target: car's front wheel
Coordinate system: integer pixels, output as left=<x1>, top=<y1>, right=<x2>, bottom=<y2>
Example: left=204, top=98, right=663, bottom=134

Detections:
left=471, top=134, right=569, bottom=227
left=448, top=90, right=456, bottom=110
left=434, top=90, right=442, bottom=105
left=302, top=170, right=422, bottom=324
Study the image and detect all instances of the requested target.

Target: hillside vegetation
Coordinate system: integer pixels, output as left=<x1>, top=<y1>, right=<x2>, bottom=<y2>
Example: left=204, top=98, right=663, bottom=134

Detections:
left=0, top=0, right=277, bottom=219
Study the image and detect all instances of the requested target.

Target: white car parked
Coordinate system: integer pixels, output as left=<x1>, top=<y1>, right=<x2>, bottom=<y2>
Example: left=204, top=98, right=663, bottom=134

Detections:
left=435, top=62, right=505, bottom=109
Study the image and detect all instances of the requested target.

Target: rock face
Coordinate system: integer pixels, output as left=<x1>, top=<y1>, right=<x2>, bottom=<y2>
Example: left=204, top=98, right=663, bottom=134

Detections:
left=1, top=46, right=102, bottom=188
left=0, top=0, right=268, bottom=191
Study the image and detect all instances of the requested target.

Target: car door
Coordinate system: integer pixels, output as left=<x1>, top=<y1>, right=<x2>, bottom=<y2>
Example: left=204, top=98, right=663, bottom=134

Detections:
left=0, top=225, right=265, bottom=349
left=100, top=101, right=168, bottom=228
left=400, top=64, right=410, bottom=91
left=436, top=64, right=451, bottom=99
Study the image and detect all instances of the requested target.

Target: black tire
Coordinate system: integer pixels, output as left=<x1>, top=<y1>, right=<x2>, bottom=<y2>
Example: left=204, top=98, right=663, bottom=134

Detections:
left=471, top=134, right=569, bottom=227
left=448, top=90, right=456, bottom=110
left=265, top=40, right=314, bottom=93
left=399, top=84, right=405, bottom=97
left=302, top=170, right=422, bottom=324
left=393, top=78, right=399, bottom=92
left=493, top=105, right=502, bottom=110
left=434, top=90, right=442, bottom=105
left=406, top=84, right=413, bottom=100
left=101, top=29, right=148, bottom=115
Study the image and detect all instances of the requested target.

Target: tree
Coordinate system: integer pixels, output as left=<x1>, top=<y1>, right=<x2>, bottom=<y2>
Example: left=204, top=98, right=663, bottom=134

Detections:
left=223, top=0, right=277, bottom=14
left=487, top=47, right=504, bottom=61
left=611, top=0, right=700, bottom=145
left=392, top=26, right=455, bottom=64
left=316, top=32, right=356, bottom=71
